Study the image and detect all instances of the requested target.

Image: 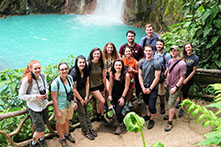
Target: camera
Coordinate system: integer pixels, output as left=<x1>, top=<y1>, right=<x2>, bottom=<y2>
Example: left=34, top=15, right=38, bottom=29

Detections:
left=39, top=89, right=46, bottom=95
left=67, top=91, right=74, bottom=102
left=125, top=65, right=129, bottom=69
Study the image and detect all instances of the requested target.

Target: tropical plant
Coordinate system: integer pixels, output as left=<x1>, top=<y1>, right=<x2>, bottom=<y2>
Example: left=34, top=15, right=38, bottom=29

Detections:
left=161, top=0, right=221, bottom=69
left=123, top=112, right=164, bottom=147
left=181, top=83, right=221, bottom=146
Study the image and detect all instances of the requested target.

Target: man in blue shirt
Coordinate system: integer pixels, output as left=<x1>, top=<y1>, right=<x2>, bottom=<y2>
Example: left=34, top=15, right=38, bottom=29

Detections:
left=153, top=39, right=171, bottom=114
left=140, top=24, right=161, bottom=52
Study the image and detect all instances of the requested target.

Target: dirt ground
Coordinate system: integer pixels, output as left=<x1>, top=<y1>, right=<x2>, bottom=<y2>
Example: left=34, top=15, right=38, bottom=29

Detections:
left=47, top=99, right=214, bottom=147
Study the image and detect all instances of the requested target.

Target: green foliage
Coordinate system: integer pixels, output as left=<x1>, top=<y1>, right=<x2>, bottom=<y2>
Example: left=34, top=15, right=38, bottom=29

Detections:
left=161, top=0, right=221, bottom=69
left=181, top=83, right=221, bottom=146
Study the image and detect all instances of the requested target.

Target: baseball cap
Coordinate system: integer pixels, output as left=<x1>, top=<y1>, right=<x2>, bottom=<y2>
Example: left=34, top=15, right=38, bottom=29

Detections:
left=170, top=45, right=179, bottom=51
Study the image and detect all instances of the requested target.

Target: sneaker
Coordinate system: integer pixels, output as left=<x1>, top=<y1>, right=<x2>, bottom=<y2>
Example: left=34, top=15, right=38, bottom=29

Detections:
left=29, top=141, right=41, bottom=147
left=101, top=117, right=109, bottom=127
left=114, top=123, right=123, bottom=135
left=160, top=104, right=165, bottom=114
left=128, top=101, right=133, bottom=108
left=178, top=109, right=184, bottom=117
left=175, top=101, right=181, bottom=109
left=89, top=129, right=98, bottom=137
left=38, top=138, right=47, bottom=147
left=84, top=132, right=95, bottom=140
left=64, top=134, right=75, bottom=143
left=143, top=115, right=150, bottom=121
left=147, top=120, right=155, bottom=129
left=59, top=139, right=69, bottom=147
left=136, top=96, right=142, bottom=105
left=163, top=114, right=176, bottom=120
left=165, top=121, right=173, bottom=132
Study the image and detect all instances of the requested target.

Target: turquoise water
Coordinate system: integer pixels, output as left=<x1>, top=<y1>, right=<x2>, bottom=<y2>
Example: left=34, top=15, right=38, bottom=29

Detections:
left=0, top=14, right=145, bottom=70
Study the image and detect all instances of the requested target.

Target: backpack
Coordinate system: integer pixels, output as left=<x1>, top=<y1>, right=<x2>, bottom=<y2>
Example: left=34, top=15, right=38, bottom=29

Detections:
left=49, top=75, right=72, bottom=93
left=122, top=43, right=140, bottom=54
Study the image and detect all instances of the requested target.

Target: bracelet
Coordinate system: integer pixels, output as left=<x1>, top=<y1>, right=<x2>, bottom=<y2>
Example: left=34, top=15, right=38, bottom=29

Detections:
left=175, top=85, right=179, bottom=89
left=149, top=88, right=152, bottom=91
left=121, top=96, right=125, bottom=98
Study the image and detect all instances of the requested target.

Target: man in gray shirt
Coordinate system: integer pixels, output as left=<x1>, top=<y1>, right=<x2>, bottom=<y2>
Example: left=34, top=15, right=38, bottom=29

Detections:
left=138, top=44, right=161, bottom=129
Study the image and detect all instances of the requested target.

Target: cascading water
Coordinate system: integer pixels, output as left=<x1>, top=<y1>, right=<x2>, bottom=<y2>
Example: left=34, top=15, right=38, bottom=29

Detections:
left=76, top=0, right=125, bottom=26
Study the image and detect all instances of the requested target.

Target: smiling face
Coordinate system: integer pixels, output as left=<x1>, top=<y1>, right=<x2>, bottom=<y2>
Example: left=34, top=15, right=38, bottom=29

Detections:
left=145, top=26, right=154, bottom=37
left=58, top=63, right=69, bottom=77
left=107, top=44, right=114, bottom=55
left=156, top=41, right=164, bottom=51
left=184, top=43, right=193, bottom=55
left=77, top=58, right=86, bottom=71
left=124, top=47, right=132, bottom=57
left=127, top=32, right=135, bottom=43
left=31, top=63, right=41, bottom=77
left=170, top=49, right=179, bottom=58
left=114, top=61, right=123, bottom=72
left=144, top=46, right=154, bottom=58
left=92, top=50, right=101, bottom=61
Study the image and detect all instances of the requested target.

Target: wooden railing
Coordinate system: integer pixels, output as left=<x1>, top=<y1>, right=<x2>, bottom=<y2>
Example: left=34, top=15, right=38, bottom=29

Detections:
left=0, top=101, right=81, bottom=147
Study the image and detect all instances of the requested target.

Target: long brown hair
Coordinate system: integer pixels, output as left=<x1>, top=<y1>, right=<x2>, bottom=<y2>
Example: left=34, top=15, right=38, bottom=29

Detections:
left=21, top=60, right=41, bottom=85
left=181, top=42, right=193, bottom=61
left=102, top=42, right=119, bottom=62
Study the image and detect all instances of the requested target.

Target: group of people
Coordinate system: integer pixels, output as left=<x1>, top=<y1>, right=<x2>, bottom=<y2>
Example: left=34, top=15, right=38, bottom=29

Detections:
left=18, top=24, right=199, bottom=147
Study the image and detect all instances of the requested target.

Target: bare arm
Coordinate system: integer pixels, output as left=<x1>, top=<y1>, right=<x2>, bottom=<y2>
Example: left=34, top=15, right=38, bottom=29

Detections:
left=149, top=70, right=161, bottom=90
left=138, top=68, right=145, bottom=92
left=184, top=66, right=197, bottom=84
left=51, top=91, right=61, bottom=118
left=108, top=72, right=113, bottom=101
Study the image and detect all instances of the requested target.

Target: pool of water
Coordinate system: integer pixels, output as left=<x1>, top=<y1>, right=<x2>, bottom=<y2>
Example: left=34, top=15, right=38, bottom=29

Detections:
left=0, top=14, right=145, bottom=70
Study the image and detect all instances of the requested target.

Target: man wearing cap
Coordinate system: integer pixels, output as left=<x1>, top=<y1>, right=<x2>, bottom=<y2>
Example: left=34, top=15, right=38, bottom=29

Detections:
left=164, top=45, right=186, bottom=132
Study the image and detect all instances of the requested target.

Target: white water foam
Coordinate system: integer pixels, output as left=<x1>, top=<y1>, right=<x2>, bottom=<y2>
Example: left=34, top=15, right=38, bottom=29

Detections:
left=76, top=0, right=125, bottom=26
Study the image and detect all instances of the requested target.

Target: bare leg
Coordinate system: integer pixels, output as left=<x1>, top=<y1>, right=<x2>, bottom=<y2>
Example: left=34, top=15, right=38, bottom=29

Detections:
left=56, top=123, right=65, bottom=139
left=91, top=90, right=105, bottom=115
left=33, top=132, right=44, bottom=143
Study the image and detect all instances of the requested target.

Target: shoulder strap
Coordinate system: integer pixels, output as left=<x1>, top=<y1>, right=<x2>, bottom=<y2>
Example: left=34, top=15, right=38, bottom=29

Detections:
left=169, top=59, right=182, bottom=73
left=163, top=52, right=166, bottom=65
left=142, top=37, right=147, bottom=48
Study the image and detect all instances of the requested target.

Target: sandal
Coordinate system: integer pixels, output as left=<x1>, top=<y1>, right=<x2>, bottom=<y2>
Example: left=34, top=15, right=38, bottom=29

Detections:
left=84, top=132, right=95, bottom=140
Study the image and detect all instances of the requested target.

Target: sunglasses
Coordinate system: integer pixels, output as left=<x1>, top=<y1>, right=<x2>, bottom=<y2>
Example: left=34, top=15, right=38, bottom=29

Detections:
left=60, top=68, right=68, bottom=71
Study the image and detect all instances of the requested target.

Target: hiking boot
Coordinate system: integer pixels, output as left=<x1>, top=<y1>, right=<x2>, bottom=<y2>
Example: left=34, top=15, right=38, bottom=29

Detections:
left=64, top=134, right=75, bottom=143
left=136, top=96, right=142, bottom=105
left=38, top=138, right=47, bottom=147
left=101, top=116, right=109, bottom=127
left=29, top=141, right=41, bottom=147
left=147, top=120, right=155, bottom=129
left=59, top=139, right=69, bottom=147
left=114, top=123, right=124, bottom=135
left=143, top=115, right=150, bottom=121
left=163, top=114, right=176, bottom=120
left=165, top=121, right=173, bottom=132
left=178, top=109, right=184, bottom=117
left=89, top=129, right=98, bottom=137
left=128, top=101, right=133, bottom=108
left=160, top=104, right=166, bottom=114
left=96, top=113, right=101, bottom=121
left=175, top=101, right=181, bottom=109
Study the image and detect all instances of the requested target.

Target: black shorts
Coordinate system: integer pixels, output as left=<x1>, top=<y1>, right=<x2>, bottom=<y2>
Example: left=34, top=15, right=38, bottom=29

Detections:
left=90, top=84, right=104, bottom=92
left=28, top=106, right=48, bottom=132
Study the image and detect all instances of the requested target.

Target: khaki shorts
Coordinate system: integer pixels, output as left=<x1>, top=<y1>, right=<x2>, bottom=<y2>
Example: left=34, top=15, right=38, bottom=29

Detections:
left=166, top=87, right=181, bottom=108
left=158, top=81, right=166, bottom=96
left=57, top=103, right=75, bottom=124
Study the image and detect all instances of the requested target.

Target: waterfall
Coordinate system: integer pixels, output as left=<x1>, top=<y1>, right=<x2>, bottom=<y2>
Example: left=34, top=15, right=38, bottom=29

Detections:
left=76, top=0, right=125, bottom=26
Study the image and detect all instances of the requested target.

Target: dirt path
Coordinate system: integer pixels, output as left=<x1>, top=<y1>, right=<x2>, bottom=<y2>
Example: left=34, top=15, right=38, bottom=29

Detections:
left=47, top=99, right=213, bottom=147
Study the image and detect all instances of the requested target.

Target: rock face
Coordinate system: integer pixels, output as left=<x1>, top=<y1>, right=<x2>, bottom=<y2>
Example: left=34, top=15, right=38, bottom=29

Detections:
left=124, top=0, right=183, bottom=31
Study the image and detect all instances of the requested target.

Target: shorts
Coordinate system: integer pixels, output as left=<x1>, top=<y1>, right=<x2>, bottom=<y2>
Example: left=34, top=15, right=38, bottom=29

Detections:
left=56, top=103, right=75, bottom=124
left=166, top=87, right=181, bottom=108
left=158, top=81, right=166, bottom=96
left=90, top=84, right=104, bottom=92
left=28, top=106, right=49, bottom=132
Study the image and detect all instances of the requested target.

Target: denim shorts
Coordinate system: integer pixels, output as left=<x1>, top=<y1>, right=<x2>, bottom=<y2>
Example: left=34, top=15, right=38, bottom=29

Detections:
left=28, top=107, right=48, bottom=132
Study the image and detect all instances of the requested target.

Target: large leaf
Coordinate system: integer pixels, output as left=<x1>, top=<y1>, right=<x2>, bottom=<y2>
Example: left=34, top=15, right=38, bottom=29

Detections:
left=211, top=36, right=218, bottom=45
left=214, top=19, right=221, bottom=29
left=203, top=26, right=213, bottom=38
left=201, top=9, right=212, bottom=25
left=207, top=103, right=221, bottom=109
left=210, top=6, right=219, bottom=19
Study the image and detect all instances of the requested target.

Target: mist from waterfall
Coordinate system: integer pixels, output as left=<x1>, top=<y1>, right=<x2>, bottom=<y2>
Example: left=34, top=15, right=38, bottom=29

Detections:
left=76, top=0, right=125, bottom=26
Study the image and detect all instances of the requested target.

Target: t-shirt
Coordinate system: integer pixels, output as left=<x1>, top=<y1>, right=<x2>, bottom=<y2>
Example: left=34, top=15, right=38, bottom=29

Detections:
left=166, top=58, right=187, bottom=88
left=139, top=58, right=161, bottom=88
left=89, top=62, right=103, bottom=88
left=153, top=50, right=171, bottom=68
left=185, top=54, right=199, bottom=76
left=122, top=57, right=137, bottom=78
left=119, top=43, right=144, bottom=61
left=69, top=67, right=88, bottom=97
left=51, top=75, right=73, bottom=110
left=140, top=33, right=160, bottom=52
